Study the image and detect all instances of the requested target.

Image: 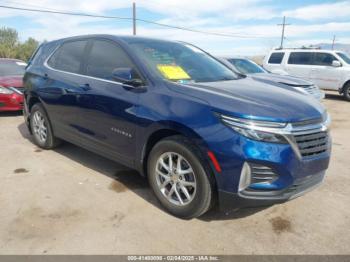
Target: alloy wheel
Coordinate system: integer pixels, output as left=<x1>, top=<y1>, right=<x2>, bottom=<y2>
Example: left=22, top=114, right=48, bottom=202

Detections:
left=32, top=111, right=47, bottom=143
left=155, top=152, right=197, bottom=206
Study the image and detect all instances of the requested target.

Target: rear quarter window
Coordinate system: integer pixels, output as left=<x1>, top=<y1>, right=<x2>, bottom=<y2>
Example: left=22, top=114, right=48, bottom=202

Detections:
left=28, top=44, right=45, bottom=66
left=268, top=52, right=285, bottom=64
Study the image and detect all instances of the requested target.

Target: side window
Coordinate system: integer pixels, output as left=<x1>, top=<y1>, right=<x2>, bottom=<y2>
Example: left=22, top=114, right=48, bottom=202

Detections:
left=47, top=40, right=87, bottom=74
left=313, top=53, right=338, bottom=66
left=86, top=40, right=135, bottom=81
left=288, top=52, right=313, bottom=65
left=268, top=52, right=284, bottom=64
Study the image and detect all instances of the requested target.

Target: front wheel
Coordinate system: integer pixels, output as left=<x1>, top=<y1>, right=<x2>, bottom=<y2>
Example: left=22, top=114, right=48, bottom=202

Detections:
left=147, top=136, right=214, bottom=219
left=343, top=83, right=350, bottom=101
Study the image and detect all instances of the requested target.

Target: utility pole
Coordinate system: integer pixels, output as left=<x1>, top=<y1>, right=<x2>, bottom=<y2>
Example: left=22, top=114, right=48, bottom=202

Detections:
left=132, top=2, right=136, bottom=35
left=332, top=35, right=336, bottom=50
left=277, top=16, right=290, bottom=49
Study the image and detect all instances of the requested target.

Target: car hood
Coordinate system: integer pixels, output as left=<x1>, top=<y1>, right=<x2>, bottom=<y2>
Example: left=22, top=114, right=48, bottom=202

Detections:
left=171, top=77, right=325, bottom=123
left=250, top=73, right=313, bottom=86
left=0, top=75, right=23, bottom=87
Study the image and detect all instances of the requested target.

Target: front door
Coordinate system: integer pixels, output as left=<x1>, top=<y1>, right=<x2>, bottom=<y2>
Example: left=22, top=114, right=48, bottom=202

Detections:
left=309, top=52, right=342, bottom=90
left=43, top=39, right=90, bottom=137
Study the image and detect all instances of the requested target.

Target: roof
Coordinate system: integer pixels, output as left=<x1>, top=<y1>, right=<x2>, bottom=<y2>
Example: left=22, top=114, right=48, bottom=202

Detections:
left=44, top=34, right=180, bottom=45
left=271, top=48, right=343, bottom=53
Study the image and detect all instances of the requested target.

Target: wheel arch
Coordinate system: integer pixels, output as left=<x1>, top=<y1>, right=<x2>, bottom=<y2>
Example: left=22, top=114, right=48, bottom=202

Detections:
left=28, top=96, right=41, bottom=112
left=341, top=79, right=350, bottom=93
left=26, top=95, right=52, bottom=134
left=140, top=122, right=211, bottom=177
left=139, top=121, right=218, bottom=194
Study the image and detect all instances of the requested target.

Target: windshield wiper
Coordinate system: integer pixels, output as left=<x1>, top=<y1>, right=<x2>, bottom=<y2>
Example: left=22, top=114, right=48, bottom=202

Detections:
left=216, top=76, right=240, bottom=81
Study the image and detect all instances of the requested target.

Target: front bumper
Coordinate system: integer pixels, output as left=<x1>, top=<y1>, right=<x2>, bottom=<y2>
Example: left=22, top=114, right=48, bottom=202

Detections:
left=218, top=171, right=325, bottom=210
left=205, top=114, right=331, bottom=211
left=0, top=93, right=24, bottom=111
left=314, top=90, right=325, bottom=101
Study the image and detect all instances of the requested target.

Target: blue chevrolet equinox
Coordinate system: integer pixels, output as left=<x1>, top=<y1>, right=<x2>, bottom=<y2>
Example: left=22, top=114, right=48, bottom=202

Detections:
left=23, top=35, right=331, bottom=218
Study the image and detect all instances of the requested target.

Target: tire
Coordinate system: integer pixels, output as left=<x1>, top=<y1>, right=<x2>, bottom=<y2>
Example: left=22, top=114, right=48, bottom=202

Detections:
left=343, top=83, right=350, bottom=101
left=30, top=103, right=61, bottom=149
left=147, top=135, right=214, bottom=219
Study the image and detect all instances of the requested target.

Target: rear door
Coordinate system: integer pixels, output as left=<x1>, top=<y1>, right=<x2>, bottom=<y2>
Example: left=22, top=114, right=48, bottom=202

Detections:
left=284, top=52, right=313, bottom=80
left=43, top=39, right=90, bottom=137
left=309, top=52, right=342, bottom=90
left=72, top=38, right=143, bottom=165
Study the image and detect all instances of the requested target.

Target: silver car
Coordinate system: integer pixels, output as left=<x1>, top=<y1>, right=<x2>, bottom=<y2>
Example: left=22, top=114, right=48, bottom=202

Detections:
left=219, top=57, right=325, bottom=101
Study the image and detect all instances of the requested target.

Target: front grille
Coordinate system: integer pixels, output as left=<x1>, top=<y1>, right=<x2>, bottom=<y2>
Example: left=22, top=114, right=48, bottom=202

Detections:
left=292, top=118, right=323, bottom=127
left=294, top=131, right=328, bottom=157
left=250, top=163, right=278, bottom=184
left=301, top=85, right=318, bottom=95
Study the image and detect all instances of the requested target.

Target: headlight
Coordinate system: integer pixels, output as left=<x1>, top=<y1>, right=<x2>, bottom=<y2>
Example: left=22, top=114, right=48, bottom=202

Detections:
left=218, top=114, right=288, bottom=143
left=0, top=86, right=14, bottom=94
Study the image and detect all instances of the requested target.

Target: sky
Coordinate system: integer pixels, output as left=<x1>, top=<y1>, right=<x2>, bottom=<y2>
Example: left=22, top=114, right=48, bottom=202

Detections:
left=0, top=0, right=349, bottom=56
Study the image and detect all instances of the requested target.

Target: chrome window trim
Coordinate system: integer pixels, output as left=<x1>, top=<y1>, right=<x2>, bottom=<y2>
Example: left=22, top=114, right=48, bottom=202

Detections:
left=43, top=42, right=142, bottom=89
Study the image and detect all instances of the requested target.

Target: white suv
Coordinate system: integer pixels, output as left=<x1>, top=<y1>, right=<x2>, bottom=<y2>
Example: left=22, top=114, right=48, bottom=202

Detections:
left=263, top=49, right=350, bottom=101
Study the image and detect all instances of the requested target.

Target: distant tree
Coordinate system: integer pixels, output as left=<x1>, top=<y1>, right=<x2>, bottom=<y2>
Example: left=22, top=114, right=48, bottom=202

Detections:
left=0, top=27, right=39, bottom=61
left=16, top=37, right=39, bottom=61
left=0, top=27, right=19, bottom=58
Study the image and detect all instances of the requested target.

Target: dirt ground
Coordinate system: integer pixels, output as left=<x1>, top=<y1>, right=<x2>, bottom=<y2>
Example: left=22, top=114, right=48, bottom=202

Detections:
left=0, top=91, right=349, bottom=255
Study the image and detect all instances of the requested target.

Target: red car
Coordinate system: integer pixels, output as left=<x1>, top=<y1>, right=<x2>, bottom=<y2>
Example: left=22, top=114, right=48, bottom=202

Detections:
left=0, top=58, right=26, bottom=112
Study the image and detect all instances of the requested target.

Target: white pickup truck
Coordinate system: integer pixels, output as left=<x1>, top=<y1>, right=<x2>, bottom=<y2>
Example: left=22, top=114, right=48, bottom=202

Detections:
left=263, top=49, right=350, bottom=101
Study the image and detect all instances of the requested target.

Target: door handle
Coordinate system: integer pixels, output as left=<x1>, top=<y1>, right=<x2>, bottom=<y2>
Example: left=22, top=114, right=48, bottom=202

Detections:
left=63, top=84, right=91, bottom=94
left=80, top=83, right=91, bottom=91
left=63, top=88, right=78, bottom=94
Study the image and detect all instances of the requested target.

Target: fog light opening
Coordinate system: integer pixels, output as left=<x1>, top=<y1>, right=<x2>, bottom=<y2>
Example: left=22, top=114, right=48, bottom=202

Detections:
left=239, top=162, right=252, bottom=192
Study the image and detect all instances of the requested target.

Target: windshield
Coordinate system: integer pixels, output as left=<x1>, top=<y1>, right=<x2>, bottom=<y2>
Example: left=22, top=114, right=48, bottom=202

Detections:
left=337, top=52, right=350, bottom=64
left=227, top=58, right=266, bottom=74
left=0, top=61, right=26, bottom=76
left=128, top=39, right=239, bottom=83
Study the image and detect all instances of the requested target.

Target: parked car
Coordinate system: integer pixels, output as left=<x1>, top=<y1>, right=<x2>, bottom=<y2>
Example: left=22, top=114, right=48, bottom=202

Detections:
left=219, top=57, right=324, bottom=101
left=0, top=59, right=26, bottom=112
left=263, top=48, right=350, bottom=101
left=23, top=35, right=331, bottom=218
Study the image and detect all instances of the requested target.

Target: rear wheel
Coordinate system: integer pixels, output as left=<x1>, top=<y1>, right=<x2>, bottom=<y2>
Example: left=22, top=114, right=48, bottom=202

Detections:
left=30, top=103, right=61, bottom=149
left=343, top=83, right=350, bottom=101
left=147, top=136, right=214, bottom=219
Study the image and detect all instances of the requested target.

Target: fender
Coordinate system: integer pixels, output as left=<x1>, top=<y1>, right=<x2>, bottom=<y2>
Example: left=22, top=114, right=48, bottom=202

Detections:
left=136, top=120, right=210, bottom=176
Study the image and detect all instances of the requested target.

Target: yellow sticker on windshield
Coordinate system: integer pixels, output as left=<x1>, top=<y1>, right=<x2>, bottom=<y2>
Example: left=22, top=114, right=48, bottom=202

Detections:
left=157, top=65, right=191, bottom=80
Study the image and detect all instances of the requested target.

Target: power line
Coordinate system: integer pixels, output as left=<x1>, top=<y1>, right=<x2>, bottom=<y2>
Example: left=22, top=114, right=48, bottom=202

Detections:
left=1, top=0, right=68, bottom=13
left=0, top=4, right=134, bottom=20
left=0, top=4, right=271, bottom=39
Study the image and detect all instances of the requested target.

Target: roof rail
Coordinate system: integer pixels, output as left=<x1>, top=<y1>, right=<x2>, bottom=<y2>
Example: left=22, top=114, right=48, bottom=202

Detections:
left=274, top=46, right=322, bottom=50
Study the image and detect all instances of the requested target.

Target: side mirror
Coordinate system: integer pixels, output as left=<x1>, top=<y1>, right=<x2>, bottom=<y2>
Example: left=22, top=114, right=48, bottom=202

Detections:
left=332, top=60, right=341, bottom=67
left=112, top=67, right=144, bottom=88
left=112, top=67, right=133, bottom=82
